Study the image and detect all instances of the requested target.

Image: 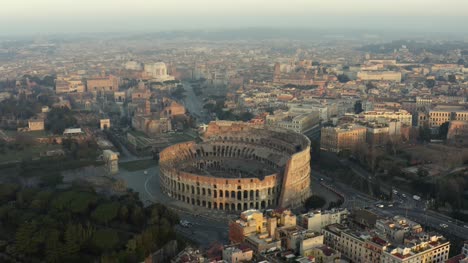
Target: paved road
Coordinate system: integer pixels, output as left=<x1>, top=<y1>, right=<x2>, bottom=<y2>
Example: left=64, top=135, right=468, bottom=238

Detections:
left=116, top=164, right=229, bottom=248
left=181, top=82, right=211, bottom=124
left=312, top=169, right=468, bottom=240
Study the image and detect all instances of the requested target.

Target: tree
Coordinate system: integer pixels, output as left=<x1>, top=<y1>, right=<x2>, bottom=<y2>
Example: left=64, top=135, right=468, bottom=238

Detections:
left=417, top=168, right=429, bottom=178
left=439, top=122, right=450, bottom=139
left=304, top=195, right=326, bottom=210
left=91, top=229, right=119, bottom=252
left=310, top=139, right=321, bottom=161
left=46, top=107, right=77, bottom=134
left=337, top=74, right=350, bottom=83
left=421, top=57, right=431, bottom=64
left=448, top=74, right=457, bottom=83
left=238, top=112, right=254, bottom=121
left=91, top=202, right=120, bottom=225
left=15, top=222, right=41, bottom=255
left=64, top=224, right=81, bottom=256
left=419, top=126, right=432, bottom=142
left=170, top=86, right=186, bottom=100
left=457, top=58, right=465, bottom=65
left=64, top=223, right=94, bottom=255
left=0, top=183, right=19, bottom=202
left=40, top=173, right=63, bottom=187
left=131, top=206, right=145, bottom=225
left=45, top=229, right=64, bottom=263
left=388, top=164, right=402, bottom=178
left=354, top=101, right=363, bottom=114
left=14, top=133, right=36, bottom=150
left=425, top=79, right=435, bottom=88
left=365, top=82, right=377, bottom=92
left=119, top=205, right=129, bottom=222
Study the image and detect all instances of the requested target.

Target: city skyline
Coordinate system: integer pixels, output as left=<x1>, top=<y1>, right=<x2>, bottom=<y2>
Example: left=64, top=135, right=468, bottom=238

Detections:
left=0, top=0, right=468, bottom=35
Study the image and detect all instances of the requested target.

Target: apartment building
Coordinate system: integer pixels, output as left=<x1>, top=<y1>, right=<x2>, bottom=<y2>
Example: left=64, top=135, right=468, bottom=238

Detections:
left=360, top=110, right=412, bottom=126
left=298, top=209, right=349, bottom=232
left=380, top=236, right=450, bottom=263
left=266, top=110, right=319, bottom=133
left=323, top=217, right=450, bottom=263
left=357, top=71, right=402, bottom=82
left=86, top=75, right=120, bottom=95
left=429, top=106, right=468, bottom=128
left=320, top=124, right=367, bottom=153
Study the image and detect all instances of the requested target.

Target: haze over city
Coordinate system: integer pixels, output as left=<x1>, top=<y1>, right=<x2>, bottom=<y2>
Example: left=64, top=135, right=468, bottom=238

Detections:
left=1, top=1, right=468, bottom=263
left=1, top=0, right=468, bottom=35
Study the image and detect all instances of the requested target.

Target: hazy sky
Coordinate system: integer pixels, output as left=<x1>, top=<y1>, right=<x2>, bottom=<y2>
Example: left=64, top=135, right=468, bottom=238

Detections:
left=1, top=0, right=467, bottom=35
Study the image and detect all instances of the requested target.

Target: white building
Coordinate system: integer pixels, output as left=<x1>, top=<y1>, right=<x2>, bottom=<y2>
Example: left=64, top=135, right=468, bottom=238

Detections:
left=103, top=150, right=119, bottom=175
left=222, top=245, right=253, bottom=263
left=266, top=110, right=320, bottom=133
left=144, top=62, right=175, bottom=82
left=298, top=209, right=349, bottom=232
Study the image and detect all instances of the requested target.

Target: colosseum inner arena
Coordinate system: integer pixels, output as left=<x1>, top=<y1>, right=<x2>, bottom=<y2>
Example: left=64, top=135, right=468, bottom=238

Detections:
left=159, top=121, right=311, bottom=212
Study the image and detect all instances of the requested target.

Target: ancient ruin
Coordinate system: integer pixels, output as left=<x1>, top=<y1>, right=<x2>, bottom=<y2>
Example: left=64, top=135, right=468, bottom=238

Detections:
left=159, top=121, right=311, bottom=211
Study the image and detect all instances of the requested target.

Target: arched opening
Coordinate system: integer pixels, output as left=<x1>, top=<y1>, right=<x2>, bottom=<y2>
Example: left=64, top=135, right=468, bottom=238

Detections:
left=196, top=199, right=200, bottom=206
left=231, top=203, right=235, bottom=211
left=250, top=190, right=254, bottom=200
left=214, top=202, right=217, bottom=209
left=237, top=203, right=242, bottom=211
left=219, top=203, right=223, bottom=210
left=237, top=191, right=242, bottom=200
left=243, top=190, right=248, bottom=199
left=243, top=203, right=248, bottom=210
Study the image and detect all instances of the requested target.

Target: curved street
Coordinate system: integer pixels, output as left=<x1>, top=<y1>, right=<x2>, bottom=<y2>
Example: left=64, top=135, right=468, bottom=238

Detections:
left=311, top=169, right=468, bottom=240
left=116, top=164, right=229, bottom=248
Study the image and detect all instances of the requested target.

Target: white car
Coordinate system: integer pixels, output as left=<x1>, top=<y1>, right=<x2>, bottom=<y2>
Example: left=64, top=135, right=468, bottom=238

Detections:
left=439, top=223, right=448, bottom=228
left=376, top=204, right=384, bottom=208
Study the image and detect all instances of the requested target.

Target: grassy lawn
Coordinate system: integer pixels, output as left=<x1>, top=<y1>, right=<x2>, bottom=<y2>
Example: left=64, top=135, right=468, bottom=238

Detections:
left=167, top=132, right=194, bottom=143
left=127, top=129, right=149, bottom=138
left=2, top=130, right=51, bottom=139
left=120, top=159, right=157, bottom=171
left=26, top=130, right=51, bottom=138
left=0, top=144, right=62, bottom=164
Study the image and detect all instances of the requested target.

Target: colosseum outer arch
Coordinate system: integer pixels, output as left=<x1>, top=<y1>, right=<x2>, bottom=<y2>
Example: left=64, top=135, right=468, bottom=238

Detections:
left=159, top=121, right=311, bottom=211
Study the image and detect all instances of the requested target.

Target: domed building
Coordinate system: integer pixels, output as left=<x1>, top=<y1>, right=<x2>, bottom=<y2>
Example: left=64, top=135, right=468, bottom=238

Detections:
left=159, top=121, right=312, bottom=211
left=144, top=62, right=175, bottom=82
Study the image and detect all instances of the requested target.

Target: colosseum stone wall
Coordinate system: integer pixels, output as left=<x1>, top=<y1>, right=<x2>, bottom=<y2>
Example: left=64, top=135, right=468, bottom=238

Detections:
left=159, top=121, right=311, bottom=211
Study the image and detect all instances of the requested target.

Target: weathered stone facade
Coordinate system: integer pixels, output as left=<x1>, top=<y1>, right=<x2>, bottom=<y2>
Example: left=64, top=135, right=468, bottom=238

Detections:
left=159, top=121, right=311, bottom=211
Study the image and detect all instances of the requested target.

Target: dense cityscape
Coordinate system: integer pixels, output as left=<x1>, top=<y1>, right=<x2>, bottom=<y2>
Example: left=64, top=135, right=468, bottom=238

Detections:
left=1, top=1, right=468, bottom=263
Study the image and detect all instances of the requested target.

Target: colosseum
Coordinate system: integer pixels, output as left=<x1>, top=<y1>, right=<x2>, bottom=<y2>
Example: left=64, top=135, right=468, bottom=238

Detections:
left=159, top=121, right=311, bottom=211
